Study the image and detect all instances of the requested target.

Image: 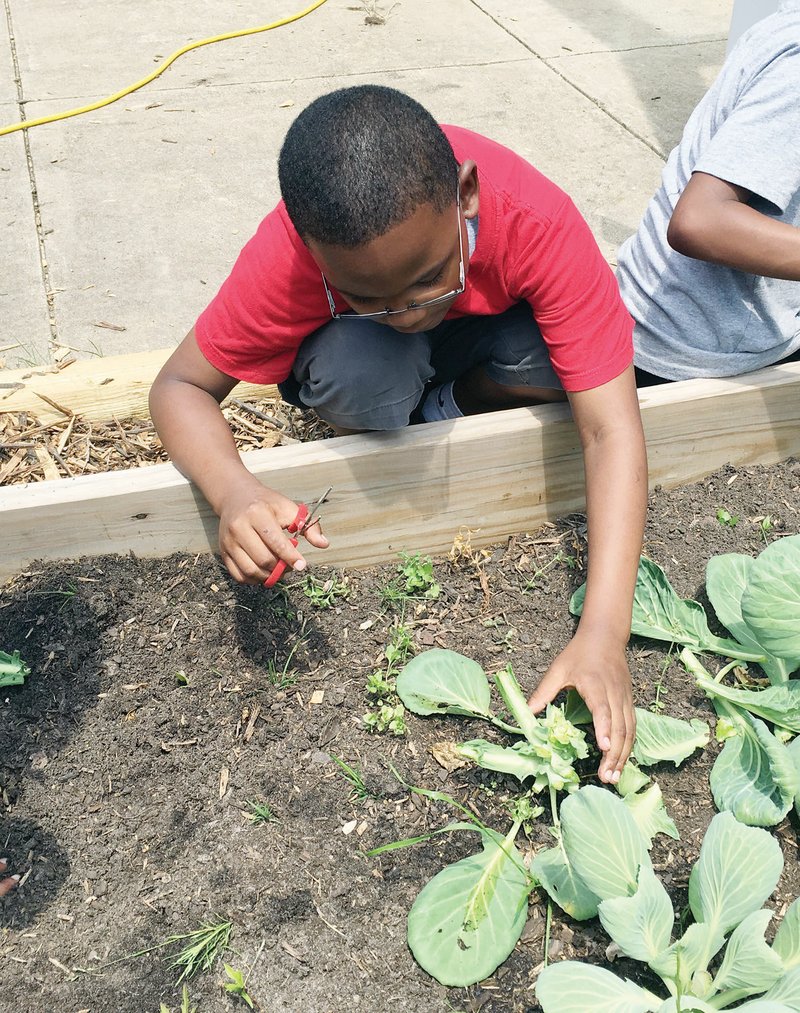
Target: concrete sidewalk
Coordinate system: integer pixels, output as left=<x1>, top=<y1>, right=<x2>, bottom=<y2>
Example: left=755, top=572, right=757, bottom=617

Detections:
left=0, top=0, right=730, bottom=370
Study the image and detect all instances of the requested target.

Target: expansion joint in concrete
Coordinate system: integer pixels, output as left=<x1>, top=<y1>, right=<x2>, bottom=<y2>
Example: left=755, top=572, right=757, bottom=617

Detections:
left=3, top=0, right=59, bottom=357
left=466, top=0, right=666, bottom=160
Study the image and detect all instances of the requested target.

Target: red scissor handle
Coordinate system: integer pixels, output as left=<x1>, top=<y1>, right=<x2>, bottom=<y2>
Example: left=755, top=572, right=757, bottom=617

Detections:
left=263, top=503, right=310, bottom=588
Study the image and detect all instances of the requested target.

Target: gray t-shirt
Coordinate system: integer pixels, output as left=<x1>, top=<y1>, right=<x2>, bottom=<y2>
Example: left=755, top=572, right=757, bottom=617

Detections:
left=617, top=0, right=800, bottom=379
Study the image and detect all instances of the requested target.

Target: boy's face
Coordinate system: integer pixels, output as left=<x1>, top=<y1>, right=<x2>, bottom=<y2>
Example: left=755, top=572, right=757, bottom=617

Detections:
left=308, top=161, right=479, bottom=334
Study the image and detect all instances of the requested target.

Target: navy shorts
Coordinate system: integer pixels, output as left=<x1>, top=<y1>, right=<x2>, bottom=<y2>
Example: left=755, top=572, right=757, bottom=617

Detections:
left=278, top=301, right=562, bottom=430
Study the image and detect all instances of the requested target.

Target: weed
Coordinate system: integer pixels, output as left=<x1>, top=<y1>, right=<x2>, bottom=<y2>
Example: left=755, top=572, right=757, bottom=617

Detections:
left=756, top=514, right=774, bottom=544
left=175, top=670, right=189, bottom=687
left=223, top=964, right=256, bottom=1008
left=381, top=552, right=440, bottom=603
left=264, top=639, right=302, bottom=689
left=330, top=754, right=380, bottom=802
left=302, top=572, right=350, bottom=608
left=29, top=581, right=78, bottom=611
left=365, top=670, right=393, bottom=698
left=165, top=919, right=232, bottom=983
left=160, top=985, right=196, bottom=1013
left=384, top=622, right=413, bottom=668
left=716, top=507, right=739, bottom=528
left=522, top=550, right=577, bottom=592
left=244, top=800, right=279, bottom=826
left=363, top=703, right=407, bottom=736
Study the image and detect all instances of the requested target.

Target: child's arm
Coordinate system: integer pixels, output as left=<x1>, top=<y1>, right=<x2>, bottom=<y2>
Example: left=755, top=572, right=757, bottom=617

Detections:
left=526, top=365, right=647, bottom=783
left=668, top=171, right=800, bottom=281
left=150, top=329, right=329, bottom=584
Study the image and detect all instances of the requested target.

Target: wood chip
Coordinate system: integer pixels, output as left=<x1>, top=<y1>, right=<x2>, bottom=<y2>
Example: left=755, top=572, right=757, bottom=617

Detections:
left=280, top=940, right=306, bottom=962
left=309, top=690, right=325, bottom=705
left=242, top=703, right=261, bottom=743
left=93, top=321, right=127, bottom=332
left=34, top=445, right=60, bottom=481
left=341, top=819, right=358, bottom=835
left=219, top=766, right=229, bottom=798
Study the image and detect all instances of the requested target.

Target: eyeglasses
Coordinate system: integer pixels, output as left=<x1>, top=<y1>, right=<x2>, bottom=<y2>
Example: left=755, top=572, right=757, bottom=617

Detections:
left=321, top=193, right=466, bottom=321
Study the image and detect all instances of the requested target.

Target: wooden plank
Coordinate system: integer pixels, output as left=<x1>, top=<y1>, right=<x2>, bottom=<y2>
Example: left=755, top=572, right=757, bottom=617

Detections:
left=2, top=362, right=800, bottom=582
left=0, top=348, right=278, bottom=424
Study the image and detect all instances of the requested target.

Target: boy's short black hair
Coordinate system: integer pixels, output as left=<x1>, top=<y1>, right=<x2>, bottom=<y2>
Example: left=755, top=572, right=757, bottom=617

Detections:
left=278, top=85, right=458, bottom=248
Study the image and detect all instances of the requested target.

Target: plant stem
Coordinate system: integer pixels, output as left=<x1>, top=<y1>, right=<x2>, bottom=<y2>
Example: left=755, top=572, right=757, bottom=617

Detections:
left=713, top=658, right=742, bottom=684
left=543, top=900, right=552, bottom=968
left=494, top=665, right=540, bottom=746
left=549, top=786, right=560, bottom=832
left=488, top=714, right=524, bottom=736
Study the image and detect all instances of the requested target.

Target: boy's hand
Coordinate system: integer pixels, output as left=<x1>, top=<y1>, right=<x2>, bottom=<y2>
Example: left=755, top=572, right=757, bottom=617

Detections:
left=218, top=480, right=330, bottom=585
left=0, top=859, right=20, bottom=896
left=526, top=629, right=635, bottom=784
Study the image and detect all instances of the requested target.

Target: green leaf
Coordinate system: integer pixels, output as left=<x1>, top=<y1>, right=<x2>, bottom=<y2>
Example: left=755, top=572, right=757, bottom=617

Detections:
left=396, top=649, right=491, bottom=718
left=689, top=812, right=783, bottom=939
left=709, top=708, right=799, bottom=826
left=650, top=922, right=725, bottom=994
left=0, top=649, right=29, bottom=688
left=697, top=679, right=800, bottom=733
left=632, top=709, right=710, bottom=767
left=622, top=782, right=680, bottom=847
left=732, top=1003, right=796, bottom=1012
left=564, top=689, right=593, bottom=726
left=407, top=826, right=530, bottom=987
left=654, top=998, right=718, bottom=1013
left=571, top=557, right=763, bottom=660
left=560, top=787, right=650, bottom=902
left=741, top=534, right=800, bottom=667
left=457, top=739, right=541, bottom=782
left=761, top=966, right=800, bottom=1010
left=536, top=961, right=662, bottom=1013
left=532, top=845, right=600, bottom=921
left=775, top=900, right=800, bottom=972
left=712, top=908, right=783, bottom=996
left=598, top=864, right=674, bottom=962
left=706, top=554, right=791, bottom=684
left=617, top=762, right=652, bottom=798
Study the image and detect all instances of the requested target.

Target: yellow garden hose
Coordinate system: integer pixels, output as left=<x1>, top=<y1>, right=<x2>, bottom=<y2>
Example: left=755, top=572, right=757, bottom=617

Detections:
left=0, top=0, right=328, bottom=137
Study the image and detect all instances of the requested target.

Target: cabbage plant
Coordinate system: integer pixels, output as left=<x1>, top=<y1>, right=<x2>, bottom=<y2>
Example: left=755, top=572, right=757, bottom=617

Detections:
left=536, top=786, right=800, bottom=1013
left=391, top=650, right=707, bottom=985
left=681, top=648, right=800, bottom=827
left=572, top=534, right=800, bottom=683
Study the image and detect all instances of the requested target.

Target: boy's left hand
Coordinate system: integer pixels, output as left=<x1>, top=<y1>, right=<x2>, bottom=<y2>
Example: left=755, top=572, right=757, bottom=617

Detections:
left=526, top=629, right=635, bottom=784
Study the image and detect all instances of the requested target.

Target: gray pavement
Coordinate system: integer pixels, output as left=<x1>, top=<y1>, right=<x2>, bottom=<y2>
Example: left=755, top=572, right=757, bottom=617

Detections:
left=0, top=0, right=731, bottom=370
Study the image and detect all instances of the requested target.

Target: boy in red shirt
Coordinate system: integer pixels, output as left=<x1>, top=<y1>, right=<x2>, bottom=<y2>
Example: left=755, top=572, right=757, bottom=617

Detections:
left=150, top=85, right=646, bottom=782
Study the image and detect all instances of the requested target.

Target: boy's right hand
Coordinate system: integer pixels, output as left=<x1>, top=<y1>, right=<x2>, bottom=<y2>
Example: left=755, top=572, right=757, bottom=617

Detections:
left=218, top=479, right=330, bottom=585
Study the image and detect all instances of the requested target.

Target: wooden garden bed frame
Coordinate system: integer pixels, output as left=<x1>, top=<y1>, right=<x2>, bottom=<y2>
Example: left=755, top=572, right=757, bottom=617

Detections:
left=2, top=351, right=800, bottom=582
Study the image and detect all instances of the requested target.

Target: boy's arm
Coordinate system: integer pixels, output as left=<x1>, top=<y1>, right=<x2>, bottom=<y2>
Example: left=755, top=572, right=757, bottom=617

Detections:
left=527, top=365, right=647, bottom=783
left=150, top=329, right=328, bottom=584
left=668, top=171, right=800, bottom=281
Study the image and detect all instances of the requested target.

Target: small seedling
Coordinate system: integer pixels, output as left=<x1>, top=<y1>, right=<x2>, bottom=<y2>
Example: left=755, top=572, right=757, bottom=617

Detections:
left=363, top=703, right=407, bottom=736
left=222, top=964, right=256, bottom=1009
left=330, top=754, right=380, bottom=802
left=522, top=549, right=576, bottom=591
left=175, top=670, right=189, bottom=687
left=160, top=985, right=196, bottom=1013
left=264, top=640, right=302, bottom=689
left=366, top=670, right=393, bottom=698
left=716, top=507, right=739, bottom=528
left=244, top=800, right=279, bottom=826
left=302, top=572, right=350, bottom=608
left=165, top=919, right=232, bottom=983
left=0, top=650, right=29, bottom=688
left=381, top=552, right=441, bottom=603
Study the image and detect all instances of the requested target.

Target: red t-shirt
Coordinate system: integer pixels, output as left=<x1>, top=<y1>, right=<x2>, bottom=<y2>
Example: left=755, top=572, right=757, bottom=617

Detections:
left=195, top=125, right=633, bottom=392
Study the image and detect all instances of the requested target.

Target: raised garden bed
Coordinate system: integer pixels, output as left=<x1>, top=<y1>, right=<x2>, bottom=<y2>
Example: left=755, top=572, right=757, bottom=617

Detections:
left=2, top=459, right=800, bottom=1012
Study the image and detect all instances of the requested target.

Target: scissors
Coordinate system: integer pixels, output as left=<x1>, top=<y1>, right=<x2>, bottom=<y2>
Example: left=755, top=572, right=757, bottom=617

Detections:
left=263, top=486, right=333, bottom=588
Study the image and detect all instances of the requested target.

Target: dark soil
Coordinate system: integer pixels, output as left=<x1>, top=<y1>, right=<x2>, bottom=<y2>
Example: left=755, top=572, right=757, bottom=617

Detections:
left=2, top=460, right=800, bottom=1013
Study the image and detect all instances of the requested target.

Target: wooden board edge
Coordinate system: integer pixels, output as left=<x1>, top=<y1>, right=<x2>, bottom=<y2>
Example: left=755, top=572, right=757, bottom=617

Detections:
left=2, top=363, right=800, bottom=582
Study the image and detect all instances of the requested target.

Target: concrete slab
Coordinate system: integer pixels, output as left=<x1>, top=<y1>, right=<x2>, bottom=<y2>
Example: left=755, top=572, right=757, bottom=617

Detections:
left=550, top=39, right=727, bottom=159
left=24, top=53, right=663, bottom=357
left=471, top=0, right=730, bottom=59
left=0, top=33, right=52, bottom=369
left=9, top=0, right=526, bottom=111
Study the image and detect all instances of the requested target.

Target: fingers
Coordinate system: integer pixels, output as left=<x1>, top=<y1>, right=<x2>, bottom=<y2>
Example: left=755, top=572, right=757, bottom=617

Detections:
left=527, top=668, right=566, bottom=714
left=0, top=860, right=19, bottom=896
left=592, top=688, right=636, bottom=785
left=302, top=519, right=330, bottom=550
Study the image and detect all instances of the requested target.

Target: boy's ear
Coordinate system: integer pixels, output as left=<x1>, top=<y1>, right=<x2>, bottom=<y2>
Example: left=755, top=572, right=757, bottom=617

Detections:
left=458, top=160, right=480, bottom=219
